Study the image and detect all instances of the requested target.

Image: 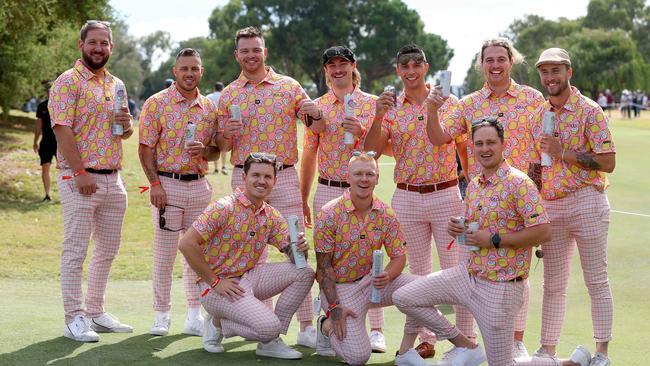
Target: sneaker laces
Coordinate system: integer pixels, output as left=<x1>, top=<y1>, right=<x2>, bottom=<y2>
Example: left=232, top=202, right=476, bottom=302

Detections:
left=153, top=315, right=169, bottom=328
left=591, top=353, right=610, bottom=365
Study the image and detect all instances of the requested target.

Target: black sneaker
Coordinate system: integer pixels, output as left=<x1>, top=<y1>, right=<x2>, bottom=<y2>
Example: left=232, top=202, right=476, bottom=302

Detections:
left=42, top=195, right=51, bottom=203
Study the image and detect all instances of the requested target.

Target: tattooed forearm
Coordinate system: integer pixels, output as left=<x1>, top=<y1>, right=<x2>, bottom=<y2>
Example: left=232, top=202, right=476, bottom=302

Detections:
left=316, top=252, right=339, bottom=305
left=138, top=145, right=160, bottom=183
left=576, top=152, right=601, bottom=171
left=527, top=163, right=542, bottom=191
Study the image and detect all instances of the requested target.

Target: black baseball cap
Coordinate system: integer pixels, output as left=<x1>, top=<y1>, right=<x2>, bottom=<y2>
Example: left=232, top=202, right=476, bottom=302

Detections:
left=322, top=46, right=355, bottom=65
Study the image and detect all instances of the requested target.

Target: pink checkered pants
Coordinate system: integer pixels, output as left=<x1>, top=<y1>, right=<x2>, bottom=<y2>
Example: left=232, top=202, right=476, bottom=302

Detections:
left=313, top=182, right=384, bottom=329
left=320, top=274, right=425, bottom=366
left=391, top=186, right=475, bottom=339
left=199, top=263, right=315, bottom=343
left=232, top=166, right=313, bottom=322
left=540, top=186, right=613, bottom=345
left=150, top=175, right=212, bottom=312
left=58, top=170, right=127, bottom=323
left=393, top=266, right=558, bottom=366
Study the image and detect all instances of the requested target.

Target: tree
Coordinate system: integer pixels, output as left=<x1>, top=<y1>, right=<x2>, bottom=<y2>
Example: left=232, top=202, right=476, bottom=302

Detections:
left=0, top=0, right=111, bottom=118
left=202, top=0, right=453, bottom=96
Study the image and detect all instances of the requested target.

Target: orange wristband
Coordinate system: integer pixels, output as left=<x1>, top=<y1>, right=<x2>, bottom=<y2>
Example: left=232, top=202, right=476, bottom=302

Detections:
left=150, top=180, right=161, bottom=187
left=73, top=170, right=86, bottom=177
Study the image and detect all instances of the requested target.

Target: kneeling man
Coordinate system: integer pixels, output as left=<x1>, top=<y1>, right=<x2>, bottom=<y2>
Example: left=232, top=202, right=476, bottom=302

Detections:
left=314, top=151, right=439, bottom=366
left=393, top=118, right=591, bottom=366
left=179, top=152, right=315, bottom=360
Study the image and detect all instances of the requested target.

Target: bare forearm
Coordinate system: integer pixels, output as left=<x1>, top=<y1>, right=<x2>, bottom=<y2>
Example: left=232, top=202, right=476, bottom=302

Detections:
left=179, top=228, right=218, bottom=284
left=501, top=223, right=551, bottom=249
left=383, top=254, right=406, bottom=281
left=138, top=144, right=160, bottom=183
left=34, top=119, right=43, bottom=144
left=426, top=106, right=452, bottom=145
left=528, top=162, right=542, bottom=191
left=457, top=140, right=469, bottom=180
left=364, top=118, right=386, bottom=158
left=53, top=125, right=84, bottom=171
left=202, top=145, right=221, bottom=161
left=316, top=252, right=339, bottom=304
left=300, top=148, right=317, bottom=204
left=564, top=150, right=615, bottom=173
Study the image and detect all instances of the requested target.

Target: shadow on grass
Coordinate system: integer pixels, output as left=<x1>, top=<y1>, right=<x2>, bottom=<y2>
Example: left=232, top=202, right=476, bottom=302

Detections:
left=0, top=334, right=398, bottom=365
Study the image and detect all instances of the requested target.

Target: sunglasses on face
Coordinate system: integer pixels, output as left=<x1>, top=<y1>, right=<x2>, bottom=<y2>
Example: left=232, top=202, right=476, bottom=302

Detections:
left=397, top=52, right=427, bottom=66
left=159, top=204, right=185, bottom=232
left=351, top=150, right=377, bottom=158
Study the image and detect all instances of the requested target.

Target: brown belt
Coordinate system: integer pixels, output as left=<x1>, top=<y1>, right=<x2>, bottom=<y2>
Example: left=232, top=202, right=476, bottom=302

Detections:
left=396, top=178, right=458, bottom=194
left=234, top=164, right=294, bottom=171
left=318, top=177, right=350, bottom=188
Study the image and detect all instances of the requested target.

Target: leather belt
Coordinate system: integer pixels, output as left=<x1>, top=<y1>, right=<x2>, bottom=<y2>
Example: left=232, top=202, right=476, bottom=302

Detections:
left=396, top=178, right=458, bottom=194
left=318, top=177, right=350, bottom=188
left=158, top=171, right=204, bottom=181
left=234, top=164, right=294, bottom=171
left=86, top=168, right=117, bottom=174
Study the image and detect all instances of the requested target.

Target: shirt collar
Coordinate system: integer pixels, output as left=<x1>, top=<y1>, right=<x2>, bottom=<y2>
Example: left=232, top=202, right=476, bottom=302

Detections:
left=167, top=83, right=204, bottom=109
left=478, top=160, right=510, bottom=186
left=322, top=87, right=361, bottom=105
left=400, top=83, right=432, bottom=107
left=341, top=189, right=385, bottom=214
left=74, top=59, right=110, bottom=82
left=479, top=79, right=520, bottom=99
left=236, top=66, right=279, bottom=87
left=547, top=86, right=580, bottom=113
left=234, top=187, right=270, bottom=216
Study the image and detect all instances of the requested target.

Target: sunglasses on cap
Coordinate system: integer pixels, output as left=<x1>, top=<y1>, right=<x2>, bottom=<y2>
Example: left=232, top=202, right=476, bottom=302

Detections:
left=323, top=47, right=355, bottom=65
left=159, top=204, right=184, bottom=232
left=471, top=116, right=499, bottom=126
left=249, top=152, right=277, bottom=164
left=85, top=20, right=111, bottom=26
left=351, top=150, right=377, bottom=158
left=397, top=52, right=427, bottom=66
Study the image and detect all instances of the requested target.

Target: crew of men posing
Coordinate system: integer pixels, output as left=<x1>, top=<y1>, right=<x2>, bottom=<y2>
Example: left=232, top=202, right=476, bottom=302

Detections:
left=50, top=21, right=615, bottom=366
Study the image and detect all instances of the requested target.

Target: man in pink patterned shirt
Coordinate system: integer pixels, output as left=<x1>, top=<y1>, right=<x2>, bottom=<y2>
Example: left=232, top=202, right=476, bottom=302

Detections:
left=299, top=46, right=387, bottom=352
left=364, top=44, right=471, bottom=357
left=531, top=48, right=616, bottom=366
left=180, top=153, right=314, bottom=360
left=216, top=26, right=322, bottom=346
left=138, top=48, right=220, bottom=337
left=50, top=20, right=134, bottom=342
left=394, top=119, right=592, bottom=366
left=426, top=38, right=545, bottom=357
left=313, top=152, right=439, bottom=366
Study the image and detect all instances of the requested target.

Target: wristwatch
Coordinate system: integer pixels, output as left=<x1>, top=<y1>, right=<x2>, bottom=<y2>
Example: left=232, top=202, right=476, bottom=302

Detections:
left=491, top=233, right=501, bottom=249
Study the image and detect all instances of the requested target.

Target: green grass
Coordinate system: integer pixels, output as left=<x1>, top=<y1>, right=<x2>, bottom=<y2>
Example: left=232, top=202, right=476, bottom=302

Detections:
left=0, top=110, right=649, bottom=365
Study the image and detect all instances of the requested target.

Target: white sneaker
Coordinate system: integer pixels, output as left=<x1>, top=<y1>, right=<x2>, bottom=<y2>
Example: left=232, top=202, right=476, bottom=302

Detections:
left=183, top=315, right=204, bottom=336
left=202, top=314, right=224, bottom=353
left=369, top=330, right=387, bottom=353
left=296, top=325, right=317, bottom=348
left=434, top=344, right=486, bottom=366
left=315, top=315, right=336, bottom=357
left=533, top=347, right=557, bottom=358
left=396, top=348, right=430, bottom=366
left=90, top=312, right=133, bottom=333
left=589, top=352, right=610, bottom=366
left=150, top=314, right=171, bottom=336
left=513, top=341, right=530, bottom=359
left=64, top=315, right=99, bottom=342
left=569, top=345, right=591, bottom=366
left=255, top=338, right=303, bottom=359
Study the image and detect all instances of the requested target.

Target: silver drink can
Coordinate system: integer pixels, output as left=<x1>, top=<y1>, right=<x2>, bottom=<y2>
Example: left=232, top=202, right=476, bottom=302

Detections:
left=343, top=93, right=355, bottom=145
left=456, top=216, right=466, bottom=246
left=384, top=85, right=397, bottom=104
left=370, top=249, right=384, bottom=303
left=229, top=105, right=241, bottom=121
left=184, top=122, right=196, bottom=148
left=439, top=70, right=452, bottom=97
left=541, top=112, right=555, bottom=167
left=112, top=82, right=127, bottom=136
left=288, top=215, right=307, bottom=269
left=467, top=222, right=480, bottom=252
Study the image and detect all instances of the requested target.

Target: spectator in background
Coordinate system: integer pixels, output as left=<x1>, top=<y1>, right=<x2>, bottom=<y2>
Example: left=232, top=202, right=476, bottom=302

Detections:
left=634, top=90, right=644, bottom=118
left=207, top=82, right=228, bottom=175
left=620, top=90, right=631, bottom=119
left=597, top=93, right=607, bottom=113
left=604, top=89, right=614, bottom=117
left=33, top=96, right=57, bottom=202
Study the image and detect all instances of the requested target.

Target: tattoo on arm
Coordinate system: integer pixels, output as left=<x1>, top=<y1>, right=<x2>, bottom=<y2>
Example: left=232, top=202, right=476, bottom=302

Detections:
left=576, top=152, right=601, bottom=171
left=316, top=252, right=338, bottom=309
left=527, top=162, right=542, bottom=191
left=139, top=146, right=160, bottom=183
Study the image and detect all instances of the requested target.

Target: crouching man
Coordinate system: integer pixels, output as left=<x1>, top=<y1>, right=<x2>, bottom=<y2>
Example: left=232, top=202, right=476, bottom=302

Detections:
left=179, top=152, right=315, bottom=360
left=313, top=151, right=440, bottom=365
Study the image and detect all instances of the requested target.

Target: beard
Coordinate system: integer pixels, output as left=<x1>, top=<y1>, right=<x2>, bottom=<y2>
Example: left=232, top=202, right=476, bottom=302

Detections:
left=548, top=79, right=570, bottom=97
left=82, top=50, right=110, bottom=71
